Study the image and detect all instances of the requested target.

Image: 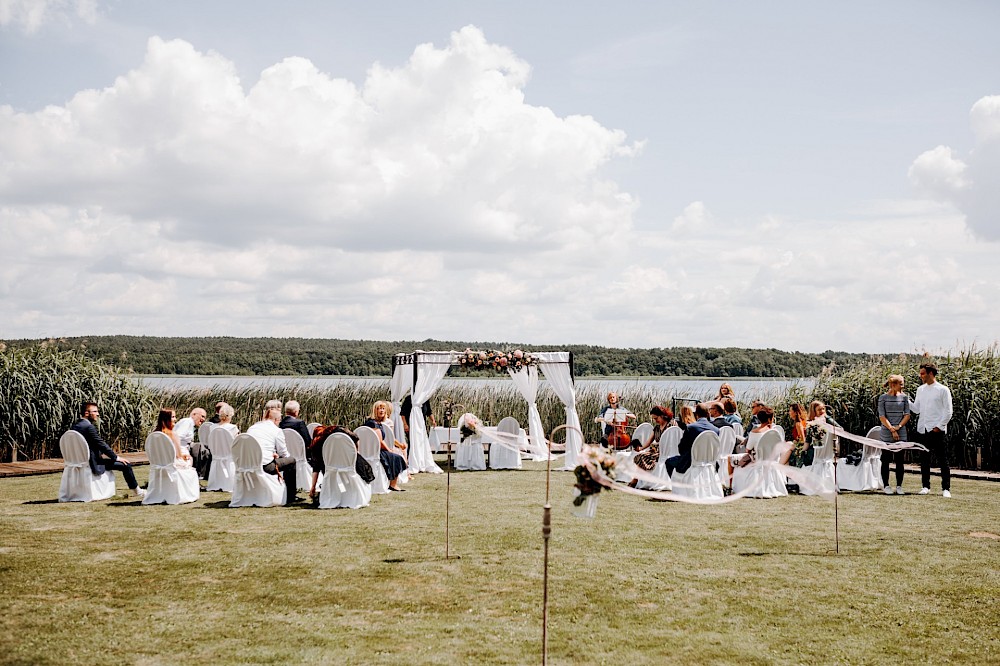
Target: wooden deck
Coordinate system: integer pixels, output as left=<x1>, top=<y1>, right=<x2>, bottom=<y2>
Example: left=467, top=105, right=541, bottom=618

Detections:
left=0, top=452, right=148, bottom=478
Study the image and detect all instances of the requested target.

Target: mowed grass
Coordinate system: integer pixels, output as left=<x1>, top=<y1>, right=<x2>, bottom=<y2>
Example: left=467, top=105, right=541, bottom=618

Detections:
left=1, top=463, right=998, bottom=665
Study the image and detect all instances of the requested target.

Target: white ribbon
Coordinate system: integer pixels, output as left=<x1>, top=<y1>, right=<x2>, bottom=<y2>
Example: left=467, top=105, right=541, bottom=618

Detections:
left=151, top=462, right=178, bottom=483
left=63, top=461, right=89, bottom=469
left=235, top=467, right=258, bottom=489
left=216, top=456, right=232, bottom=479
left=330, top=468, right=351, bottom=494
left=812, top=421, right=929, bottom=453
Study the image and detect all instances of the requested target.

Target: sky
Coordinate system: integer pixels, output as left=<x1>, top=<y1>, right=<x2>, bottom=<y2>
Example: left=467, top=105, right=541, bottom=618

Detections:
left=1, top=0, right=998, bottom=353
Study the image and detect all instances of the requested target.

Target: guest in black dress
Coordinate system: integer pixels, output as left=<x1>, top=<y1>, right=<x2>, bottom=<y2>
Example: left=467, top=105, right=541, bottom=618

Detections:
left=307, top=425, right=374, bottom=499
left=364, top=402, right=409, bottom=492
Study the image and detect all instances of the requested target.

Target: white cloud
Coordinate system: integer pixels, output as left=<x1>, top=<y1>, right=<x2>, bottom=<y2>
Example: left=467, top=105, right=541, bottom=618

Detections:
left=0, top=0, right=96, bottom=33
left=909, top=95, right=1000, bottom=240
left=1, top=27, right=997, bottom=354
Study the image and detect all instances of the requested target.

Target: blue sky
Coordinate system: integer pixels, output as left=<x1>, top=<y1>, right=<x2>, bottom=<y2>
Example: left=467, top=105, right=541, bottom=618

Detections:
left=1, top=0, right=998, bottom=352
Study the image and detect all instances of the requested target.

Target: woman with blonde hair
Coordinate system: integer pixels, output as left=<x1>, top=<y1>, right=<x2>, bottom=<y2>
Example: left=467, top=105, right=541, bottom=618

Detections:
left=878, top=375, right=910, bottom=495
left=364, top=401, right=408, bottom=491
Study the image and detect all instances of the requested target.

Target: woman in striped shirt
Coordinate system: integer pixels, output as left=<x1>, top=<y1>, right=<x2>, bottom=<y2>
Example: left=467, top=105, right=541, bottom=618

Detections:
left=878, top=374, right=911, bottom=495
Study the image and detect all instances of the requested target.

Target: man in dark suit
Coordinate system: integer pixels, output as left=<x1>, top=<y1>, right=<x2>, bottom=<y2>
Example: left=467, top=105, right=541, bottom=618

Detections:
left=70, top=401, right=145, bottom=498
left=665, top=402, right=720, bottom=476
left=278, top=400, right=312, bottom=450
left=708, top=401, right=729, bottom=429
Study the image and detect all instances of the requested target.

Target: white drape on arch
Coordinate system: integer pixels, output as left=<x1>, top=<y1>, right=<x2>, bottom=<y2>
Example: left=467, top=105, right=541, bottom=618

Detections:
left=537, top=352, right=581, bottom=470
left=508, top=365, right=549, bottom=461
left=408, top=351, right=454, bottom=474
left=389, top=361, right=412, bottom=448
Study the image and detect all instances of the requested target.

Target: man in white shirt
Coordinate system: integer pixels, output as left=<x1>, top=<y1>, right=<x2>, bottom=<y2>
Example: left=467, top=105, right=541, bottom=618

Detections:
left=909, top=363, right=954, bottom=497
left=246, top=406, right=301, bottom=505
left=175, top=408, right=209, bottom=478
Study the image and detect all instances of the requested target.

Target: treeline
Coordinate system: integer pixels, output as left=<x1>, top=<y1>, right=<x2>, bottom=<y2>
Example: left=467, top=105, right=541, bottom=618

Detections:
left=3, top=336, right=882, bottom=377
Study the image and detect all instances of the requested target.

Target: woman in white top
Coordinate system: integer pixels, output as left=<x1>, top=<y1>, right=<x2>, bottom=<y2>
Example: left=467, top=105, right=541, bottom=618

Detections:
left=216, top=403, right=240, bottom=436
left=738, top=405, right=776, bottom=467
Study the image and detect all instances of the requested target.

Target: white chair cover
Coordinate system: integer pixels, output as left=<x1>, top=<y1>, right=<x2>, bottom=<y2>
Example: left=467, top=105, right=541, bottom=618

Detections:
left=671, top=431, right=723, bottom=499
left=57, top=430, right=116, bottom=502
left=307, top=422, right=320, bottom=439
left=455, top=413, right=487, bottom=471
left=773, top=424, right=785, bottom=440
left=635, top=427, right=674, bottom=491
left=732, top=423, right=744, bottom=440
left=633, top=422, right=654, bottom=447
left=206, top=427, right=236, bottom=492
left=282, top=428, right=313, bottom=492
left=389, top=362, right=412, bottom=450
left=230, top=434, right=285, bottom=507
left=801, top=429, right=837, bottom=496
left=142, top=432, right=200, bottom=505
left=717, top=426, right=738, bottom=488
left=356, top=426, right=390, bottom=494
left=198, top=422, right=214, bottom=448
left=490, top=416, right=523, bottom=469
left=319, top=433, right=371, bottom=509
left=731, top=429, right=787, bottom=498
left=660, top=426, right=682, bottom=459
left=837, top=426, right=883, bottom=492
left=537, top=353, right=582, bottom=470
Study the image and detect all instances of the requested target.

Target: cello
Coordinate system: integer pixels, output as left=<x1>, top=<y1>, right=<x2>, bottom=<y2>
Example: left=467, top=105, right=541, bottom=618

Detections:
left=597, top=394, right=635, bottom=450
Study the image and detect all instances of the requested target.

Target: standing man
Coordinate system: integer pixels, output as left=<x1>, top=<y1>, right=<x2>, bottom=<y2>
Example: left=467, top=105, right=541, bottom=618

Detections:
left=70, top=402, right=145, bottom=498
left=400, top=394, right=435, bottom=437
left=246, top=406, right=300, bottom=505
left=909, top=362, right=954, bottom=498
left=175, top=408, right=209, bottom=478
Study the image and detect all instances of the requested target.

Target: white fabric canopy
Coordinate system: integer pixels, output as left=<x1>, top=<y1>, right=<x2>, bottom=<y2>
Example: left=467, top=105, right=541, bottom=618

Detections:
left=537, top=352, right=581, bottom=469
left=408, top=351, right=454, bottom=474
left=508, top=365, right=549, bottom=461
left=389, top=360, right=412, bottom=448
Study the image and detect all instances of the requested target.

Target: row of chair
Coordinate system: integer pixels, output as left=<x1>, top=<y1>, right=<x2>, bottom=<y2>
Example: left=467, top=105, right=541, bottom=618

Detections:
left=57, top=424, right=398, bottom=510
left=621, top=423, right=884, bottom=498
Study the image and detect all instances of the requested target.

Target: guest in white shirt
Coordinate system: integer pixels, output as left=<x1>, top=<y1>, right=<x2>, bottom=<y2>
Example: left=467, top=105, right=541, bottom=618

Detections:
left=174, top=408, right=207, bottom=457
left=246, top=406, right=301, bottom=505
left=909, top=363, right=954, bottom=498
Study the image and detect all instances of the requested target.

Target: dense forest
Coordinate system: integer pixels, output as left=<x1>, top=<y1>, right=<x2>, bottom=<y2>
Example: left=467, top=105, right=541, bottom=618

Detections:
left=3, top=336, right=886, bottom=377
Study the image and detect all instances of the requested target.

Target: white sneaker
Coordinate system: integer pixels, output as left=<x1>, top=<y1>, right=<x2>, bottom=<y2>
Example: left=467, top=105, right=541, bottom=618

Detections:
left=129, top=487, right=146, bottom=499
left=884, top=486, right=893, bottom=495
left=918, top=487, right=930, bottom=495
left=895, top=486, right=905, bottom=495
left=942, top=490, right=951, bottom=498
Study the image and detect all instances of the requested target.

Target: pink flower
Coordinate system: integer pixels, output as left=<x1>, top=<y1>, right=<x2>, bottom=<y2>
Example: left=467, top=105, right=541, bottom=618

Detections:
left=513, top=349, right=524, bottom=359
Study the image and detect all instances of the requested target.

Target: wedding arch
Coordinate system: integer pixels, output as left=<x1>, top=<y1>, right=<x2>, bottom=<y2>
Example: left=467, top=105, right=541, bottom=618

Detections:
left=389, top=350, right=583, bottom=474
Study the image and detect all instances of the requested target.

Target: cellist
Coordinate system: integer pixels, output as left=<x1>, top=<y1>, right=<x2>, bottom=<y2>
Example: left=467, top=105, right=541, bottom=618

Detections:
left=595, top=392, right=635, bottom=450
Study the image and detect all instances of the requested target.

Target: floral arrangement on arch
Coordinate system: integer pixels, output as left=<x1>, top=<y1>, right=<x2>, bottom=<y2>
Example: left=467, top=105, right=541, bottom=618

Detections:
left=458, top=348, right=537, bottom=373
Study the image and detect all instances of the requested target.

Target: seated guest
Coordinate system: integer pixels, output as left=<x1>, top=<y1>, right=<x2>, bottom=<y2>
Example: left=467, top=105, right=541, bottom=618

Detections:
left=782, top=403, right=809, bottom=466
left=596, top=393, right=635, bottom=446
left=715, top=382, right=736, bottom=403
left=665, top=402, right=719, bottom=477
left=363, top=402, right=408, bottom=492
left=279, top=400, right=312, bottom=451
left=246, top=407, right=300, bottom=505
left=722, top=397, right=742, bottom=426
left=709, top=401, right=729, bottom=429
left=678, top=405, right=695, bottom=428
left=307, top=425, right=375, bottom=499
left=216, top=403, right=240, bottom=436
left=71, top=401, right=145, bottom=498
left=737, top=405, right=778, bottom=467
left=208, top=402, right=224, bottom=424
left=629, top=405, right=674, bottom=485
left=371, top=400, right=407, bottom=462
left=154, top=408, right=194, bottom=468
left=174, top=407, right=207, bottom=458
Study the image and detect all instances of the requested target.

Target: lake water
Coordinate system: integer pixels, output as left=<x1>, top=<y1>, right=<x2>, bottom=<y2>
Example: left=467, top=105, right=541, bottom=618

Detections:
left=136, top=375, right=812, bottom=398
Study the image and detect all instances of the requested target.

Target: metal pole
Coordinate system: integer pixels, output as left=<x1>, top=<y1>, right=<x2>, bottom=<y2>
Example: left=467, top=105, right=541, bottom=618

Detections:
left=833, top=434, right=840, bottom=554
left=542, top=427, right=553, bottom=666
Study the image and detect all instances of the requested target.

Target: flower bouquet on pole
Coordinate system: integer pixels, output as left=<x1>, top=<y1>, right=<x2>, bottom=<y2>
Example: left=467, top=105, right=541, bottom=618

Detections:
left=571, top=445, right=618, bottom=518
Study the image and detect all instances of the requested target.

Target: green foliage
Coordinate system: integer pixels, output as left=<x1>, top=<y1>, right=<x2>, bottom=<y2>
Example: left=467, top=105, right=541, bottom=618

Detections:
left=3, top=335, right=880, bottom=378
left=0, top=345, right=155, bottom=461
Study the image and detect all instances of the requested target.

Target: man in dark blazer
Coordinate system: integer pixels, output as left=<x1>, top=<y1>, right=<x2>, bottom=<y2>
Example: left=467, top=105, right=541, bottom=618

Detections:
left=665, top=402, right=720, bottom=476
left=70, top=401, right=145, bottom=498
left=278, top=400, right=312, bottom=450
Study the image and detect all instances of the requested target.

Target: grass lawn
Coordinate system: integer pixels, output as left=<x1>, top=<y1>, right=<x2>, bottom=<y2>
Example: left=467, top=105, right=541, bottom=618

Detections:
left=1, top=461, right=998, bottom=665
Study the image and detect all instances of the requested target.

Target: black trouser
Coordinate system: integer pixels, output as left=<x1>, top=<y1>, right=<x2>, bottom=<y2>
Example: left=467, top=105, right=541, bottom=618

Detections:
left=263, top=456, right=298, bottom=504
left=101, top=458, right=138, bottom=490
left=191, top=442, right=212, bottom=480
left=918, top=429, right=950, bottom=491
left=881, top=450, right=904, bottom=487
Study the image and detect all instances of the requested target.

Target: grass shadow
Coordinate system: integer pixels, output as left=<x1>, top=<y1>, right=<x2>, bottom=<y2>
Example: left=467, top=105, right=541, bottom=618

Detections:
left=22, top=498, right=60, bottom=505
